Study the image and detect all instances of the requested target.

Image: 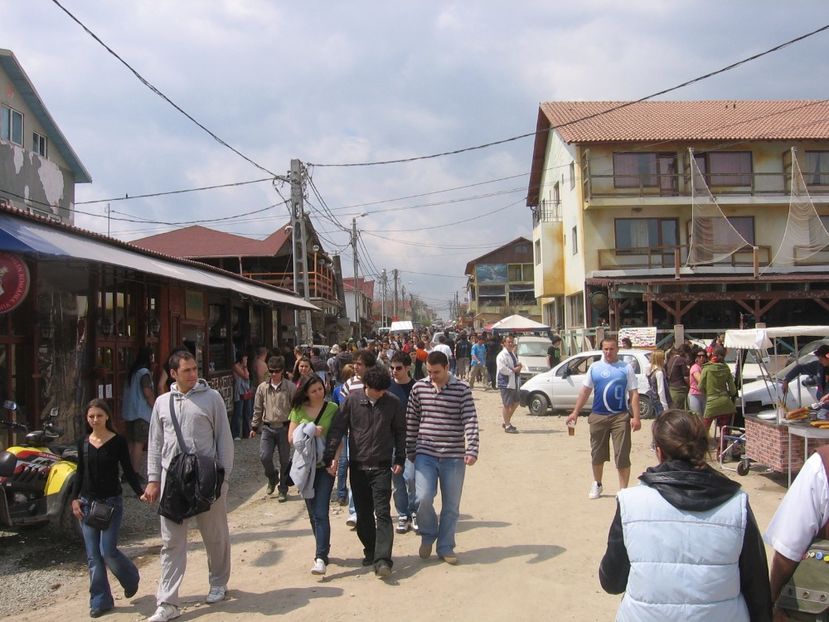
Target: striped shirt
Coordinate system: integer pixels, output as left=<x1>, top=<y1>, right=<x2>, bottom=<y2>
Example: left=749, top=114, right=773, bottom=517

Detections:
left=406, top=375, right=479, bottom=460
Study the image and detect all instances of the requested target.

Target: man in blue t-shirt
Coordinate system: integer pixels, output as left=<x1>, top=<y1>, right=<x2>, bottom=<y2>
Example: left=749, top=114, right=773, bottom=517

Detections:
left=565, top=338, right=641, bottom=500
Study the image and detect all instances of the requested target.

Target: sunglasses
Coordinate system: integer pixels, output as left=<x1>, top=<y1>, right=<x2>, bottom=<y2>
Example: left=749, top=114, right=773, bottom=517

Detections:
left=269, top=368, right=284, bottom=373
left=390, top=365, right=405, bottom=371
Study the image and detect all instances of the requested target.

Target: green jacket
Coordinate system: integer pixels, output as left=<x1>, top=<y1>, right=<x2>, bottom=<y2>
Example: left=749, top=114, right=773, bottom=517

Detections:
left=698, top=362, right=737, bottom=418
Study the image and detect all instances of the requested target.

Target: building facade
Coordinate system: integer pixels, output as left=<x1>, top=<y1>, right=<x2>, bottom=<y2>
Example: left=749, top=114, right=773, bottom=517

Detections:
left=464, top=237, right=541, bottom=329
left=528, top=100, right=829, bottom=333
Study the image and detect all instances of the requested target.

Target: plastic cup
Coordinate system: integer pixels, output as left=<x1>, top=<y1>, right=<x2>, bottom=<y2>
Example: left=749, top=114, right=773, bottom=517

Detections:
left=567, top=422, right=575, bottom=436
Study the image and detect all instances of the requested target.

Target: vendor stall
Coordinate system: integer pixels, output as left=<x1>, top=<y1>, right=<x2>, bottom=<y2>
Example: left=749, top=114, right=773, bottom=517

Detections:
left=725, top=326, right=829, bottom=480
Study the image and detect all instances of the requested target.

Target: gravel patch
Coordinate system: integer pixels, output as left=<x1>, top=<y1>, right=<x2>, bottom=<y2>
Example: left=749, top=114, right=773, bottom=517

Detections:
left=0, top=437, right=268, bottom=617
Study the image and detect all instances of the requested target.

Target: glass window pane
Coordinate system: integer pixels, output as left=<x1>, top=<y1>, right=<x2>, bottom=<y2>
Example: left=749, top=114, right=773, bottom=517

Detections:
left=10, top=110, right=22, bottom=145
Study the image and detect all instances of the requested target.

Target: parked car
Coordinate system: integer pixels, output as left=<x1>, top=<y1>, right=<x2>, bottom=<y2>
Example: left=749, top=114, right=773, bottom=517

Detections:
left=515, top=335, right=552, bottom=384
left=739, top=338, right=829, bottom=411
left=519, top=349, right=655, bottom=418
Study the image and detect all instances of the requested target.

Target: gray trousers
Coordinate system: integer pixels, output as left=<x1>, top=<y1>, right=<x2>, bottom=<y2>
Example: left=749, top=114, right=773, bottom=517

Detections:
left=156, top=482, right=231, bottom=606
left=259, top=423, right=291, bottom=494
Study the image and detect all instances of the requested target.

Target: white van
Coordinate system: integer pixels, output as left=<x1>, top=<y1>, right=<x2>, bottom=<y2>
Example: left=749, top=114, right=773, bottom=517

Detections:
left=515, top=335, right=553, bottom=384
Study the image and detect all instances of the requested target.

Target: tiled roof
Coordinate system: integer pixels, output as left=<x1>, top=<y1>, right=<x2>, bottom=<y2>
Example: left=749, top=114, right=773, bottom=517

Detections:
left=132, top=224, right=290, bottom=258
left=464, top=237, right=532, bottom=276
left=539, top=100, right=829, bottom=143
left=343, top=277, right=374, bottom=299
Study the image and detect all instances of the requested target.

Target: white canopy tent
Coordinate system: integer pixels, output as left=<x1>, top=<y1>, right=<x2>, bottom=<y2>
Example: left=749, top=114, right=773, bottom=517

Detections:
left=490, top=314, right=550, bottom=333
left=389, top=320, right=413, bottom=333
left=724, top=326, right=829, bottom=421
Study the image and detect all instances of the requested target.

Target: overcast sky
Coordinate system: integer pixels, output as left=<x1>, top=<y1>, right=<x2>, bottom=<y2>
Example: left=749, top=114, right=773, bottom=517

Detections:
left=5, top=1, right=829, bottom=316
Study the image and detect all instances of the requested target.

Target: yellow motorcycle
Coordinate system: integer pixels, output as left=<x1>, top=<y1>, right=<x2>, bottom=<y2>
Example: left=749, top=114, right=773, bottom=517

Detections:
left=0, top=402, right=80, bottom=540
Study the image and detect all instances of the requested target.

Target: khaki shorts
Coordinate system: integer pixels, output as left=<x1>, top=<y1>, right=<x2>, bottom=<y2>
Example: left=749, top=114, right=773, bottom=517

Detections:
left=588, top=412, right=632, bottom=468
left=126, top=419, right=150, bottom=444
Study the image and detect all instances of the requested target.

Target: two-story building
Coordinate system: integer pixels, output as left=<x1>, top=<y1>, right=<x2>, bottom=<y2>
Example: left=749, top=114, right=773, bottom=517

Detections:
left=343, top=277, right=375, bottom=338
left=528, top=100, right=829, bottom=333
left=464, top=237, right=541, bottom=329
left=133, top=221, right=345, bottom=344
left=0, top=49, right=90, bottom=223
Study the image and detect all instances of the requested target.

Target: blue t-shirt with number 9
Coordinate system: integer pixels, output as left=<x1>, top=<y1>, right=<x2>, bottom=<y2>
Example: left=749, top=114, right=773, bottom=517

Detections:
left=584, top=359, right=637, bottom=415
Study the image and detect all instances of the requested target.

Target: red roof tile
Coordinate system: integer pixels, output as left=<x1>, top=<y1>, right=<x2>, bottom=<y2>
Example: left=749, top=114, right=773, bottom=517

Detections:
left=132, top=224, right=290, bottom=258
left=539, top=100, right=829, bottom=144
left=343, top=277, right=374, bottom=298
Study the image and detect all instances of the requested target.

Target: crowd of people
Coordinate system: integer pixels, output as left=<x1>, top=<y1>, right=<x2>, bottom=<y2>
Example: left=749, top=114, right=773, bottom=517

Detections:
left=70, top=328, right=829, bottom=621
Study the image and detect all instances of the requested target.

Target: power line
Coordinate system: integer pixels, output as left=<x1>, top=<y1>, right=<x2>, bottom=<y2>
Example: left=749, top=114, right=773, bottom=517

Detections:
left=308, top=24, right=829, bottom=168
left=50, top=0, right=279, bottom=177
left=75, top=177, right=274, bottom=205
left=363, top=198, right=525, bottom=233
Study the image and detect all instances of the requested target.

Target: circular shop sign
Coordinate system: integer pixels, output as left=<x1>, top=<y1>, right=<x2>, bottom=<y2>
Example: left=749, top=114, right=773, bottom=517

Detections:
left=0, top=253, right=30, bottom=313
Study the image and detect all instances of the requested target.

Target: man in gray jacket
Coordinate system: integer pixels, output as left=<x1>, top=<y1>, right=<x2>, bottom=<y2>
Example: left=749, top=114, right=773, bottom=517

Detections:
left=142, top=350, right=234, bottom=622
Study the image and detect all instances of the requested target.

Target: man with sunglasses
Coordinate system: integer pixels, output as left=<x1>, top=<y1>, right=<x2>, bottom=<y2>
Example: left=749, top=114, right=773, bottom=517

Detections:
left=388, top=351, right=418, bottom=534
left=250, top=356, right=296, bottom=501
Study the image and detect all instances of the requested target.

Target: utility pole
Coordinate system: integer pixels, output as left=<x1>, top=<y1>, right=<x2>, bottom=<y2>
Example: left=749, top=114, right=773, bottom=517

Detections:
left=381, top=269, right=387, bottom=327
left=352, top=217, right=361, bottom=339
left=393, top=268, right=399, bottom=320
left=290, top=159, right=312, bottom=345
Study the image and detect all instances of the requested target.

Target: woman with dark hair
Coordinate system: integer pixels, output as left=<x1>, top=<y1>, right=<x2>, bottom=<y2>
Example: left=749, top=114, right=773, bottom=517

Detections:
left=231, top=351, right=252, bottom=440
left=599, top=408, right=771, bottom=621
left=122, top=347, right=155, bottom=474
left=71, top=399, right=145, bottom=618
left=288, top=374, right=341, bottom=576
left=294, top=356, right=314, bottom=388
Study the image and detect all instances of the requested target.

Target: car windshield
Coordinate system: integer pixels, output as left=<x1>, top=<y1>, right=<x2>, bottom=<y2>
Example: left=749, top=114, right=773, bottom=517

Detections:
left=517, top=342, right=549, bottom=357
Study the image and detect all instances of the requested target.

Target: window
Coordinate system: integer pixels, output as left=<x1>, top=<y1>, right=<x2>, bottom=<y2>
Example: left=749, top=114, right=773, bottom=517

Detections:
left=615, top=218, right=678, bottom=251
left=534, top=240, right=541, bottom=265
left=613, top=153, right=677, bottom=189
left=1, top=106, right=23, bottom=145
left=508, top=284, right=536, bottom=305
left=553, top=181, right=560, bottom=205
left=566, top=292, right=584, bottom=327
left=569, top=161, right=576, bottom=189
left=477, top=285, right=506, bottom=307
left=727, top=216, right=755, bottom=245
left=508, top=263, right=533, bottom=282
left=695, top=152, right=752, bottom=186
left=805, top=151, right=829, bottom=186
left=32, top=132, right=47, bottom=157
left=571, top=226, right=578, bottom=255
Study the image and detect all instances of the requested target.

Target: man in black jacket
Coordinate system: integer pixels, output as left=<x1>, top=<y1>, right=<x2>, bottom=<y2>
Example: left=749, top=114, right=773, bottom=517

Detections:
left=324, top=366, right=405, bottom=578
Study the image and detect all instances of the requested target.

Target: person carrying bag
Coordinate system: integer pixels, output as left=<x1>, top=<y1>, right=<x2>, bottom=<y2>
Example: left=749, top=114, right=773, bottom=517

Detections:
left=71, top=399, right=144, bottom=619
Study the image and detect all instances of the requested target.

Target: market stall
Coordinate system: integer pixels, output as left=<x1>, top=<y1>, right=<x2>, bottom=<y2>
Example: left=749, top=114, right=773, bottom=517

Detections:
left=724, top=326, right=829, bottom=479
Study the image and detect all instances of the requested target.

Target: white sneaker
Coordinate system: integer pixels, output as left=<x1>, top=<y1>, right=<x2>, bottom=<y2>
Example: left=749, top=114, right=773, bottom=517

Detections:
left=346, top=514, right=357, bottom=527
left=395, top=515, right=409, bottom=534
left=148, top=603, right=181, bottom=622
left=588, top=482, right=603, bottom=499
left=311, top=558, right=327, bottom=575
left=411, top=512, right=419, bottom=534
left=205, top=585, right=226, bottom=604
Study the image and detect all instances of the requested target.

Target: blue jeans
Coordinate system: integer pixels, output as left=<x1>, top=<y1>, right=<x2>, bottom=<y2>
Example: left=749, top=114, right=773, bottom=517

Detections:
left=336, top=438, right=350, bottom=501
left=392, top=458, right=416, bottom=518
left=304, top=468, right=335, bottom=563
left=80, top=496, right=139, bottom=611
left=231, top=398, right=253, bottom=438
left=414, top=454, right=466, bottom=556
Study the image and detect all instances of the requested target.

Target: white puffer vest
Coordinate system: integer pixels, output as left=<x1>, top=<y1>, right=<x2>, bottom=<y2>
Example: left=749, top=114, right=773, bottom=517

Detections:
left=615, top=484, right=749, bottom=622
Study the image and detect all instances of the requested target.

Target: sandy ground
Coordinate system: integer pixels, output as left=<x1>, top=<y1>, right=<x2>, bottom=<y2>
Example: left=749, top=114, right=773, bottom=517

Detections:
left=5, top=389, right=790, bottom=621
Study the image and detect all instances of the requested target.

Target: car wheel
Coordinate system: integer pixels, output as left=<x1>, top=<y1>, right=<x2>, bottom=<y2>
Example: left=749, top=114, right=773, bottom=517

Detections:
left=527, top=393, right=550, bottom=417
left=639, top=395, right=655, bottom=420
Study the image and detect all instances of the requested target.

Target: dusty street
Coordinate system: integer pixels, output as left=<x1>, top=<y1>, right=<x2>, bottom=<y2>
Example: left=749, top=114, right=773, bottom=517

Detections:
left=4, top=389, right=790, bottom=621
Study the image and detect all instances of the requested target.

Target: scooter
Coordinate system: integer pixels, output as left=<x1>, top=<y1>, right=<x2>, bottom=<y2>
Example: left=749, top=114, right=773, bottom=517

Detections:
left=0, top=401, right=80, bottom=539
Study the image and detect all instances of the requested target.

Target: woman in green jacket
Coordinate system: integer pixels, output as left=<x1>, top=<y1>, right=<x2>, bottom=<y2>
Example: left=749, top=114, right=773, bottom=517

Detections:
left=698, top=346, right=737, bottom=438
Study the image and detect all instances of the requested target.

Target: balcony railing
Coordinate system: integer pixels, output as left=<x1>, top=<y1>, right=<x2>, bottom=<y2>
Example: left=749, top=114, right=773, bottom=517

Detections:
left=596, top=244, right=772, bottom=273
left=243, top=269, right=339, bottom=302
left=584, top=171, right=795, bottom=200
left=531, top=199, right=562, bottom=226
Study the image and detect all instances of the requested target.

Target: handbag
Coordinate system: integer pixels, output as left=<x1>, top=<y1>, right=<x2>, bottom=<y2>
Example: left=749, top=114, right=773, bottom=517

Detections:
left=82, top=438, right=115, bottom=530
left=159, top=394, right=226, bottom=524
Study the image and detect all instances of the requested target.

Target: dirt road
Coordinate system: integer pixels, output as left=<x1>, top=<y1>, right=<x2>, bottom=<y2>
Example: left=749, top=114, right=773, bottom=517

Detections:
left=4, top=390, right=790, bottom=621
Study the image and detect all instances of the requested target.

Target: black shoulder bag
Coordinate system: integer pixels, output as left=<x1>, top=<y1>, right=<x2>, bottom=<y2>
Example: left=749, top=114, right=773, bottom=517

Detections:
left=159, top=394, right=226, bottom=524
left=83, top=438, right=115, bottom=530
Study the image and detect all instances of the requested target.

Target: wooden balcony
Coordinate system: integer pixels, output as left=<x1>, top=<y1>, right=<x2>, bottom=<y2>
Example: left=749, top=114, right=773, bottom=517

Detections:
left=243, top=269, right=339, bottom=302
left=597, top=244, right=772, bottom=274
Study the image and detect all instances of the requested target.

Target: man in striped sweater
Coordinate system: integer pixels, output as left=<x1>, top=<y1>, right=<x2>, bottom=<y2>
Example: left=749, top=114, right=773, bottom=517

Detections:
left=406, top=350, right=479, bottom=565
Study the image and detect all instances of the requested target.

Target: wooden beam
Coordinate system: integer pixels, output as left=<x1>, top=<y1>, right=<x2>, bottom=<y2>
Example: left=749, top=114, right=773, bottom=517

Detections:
left=645, top=289, right=829, bottom=303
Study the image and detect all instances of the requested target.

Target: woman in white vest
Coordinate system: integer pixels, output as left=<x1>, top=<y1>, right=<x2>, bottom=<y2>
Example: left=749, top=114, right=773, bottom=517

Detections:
left=599, top=408, right=772, bottom=622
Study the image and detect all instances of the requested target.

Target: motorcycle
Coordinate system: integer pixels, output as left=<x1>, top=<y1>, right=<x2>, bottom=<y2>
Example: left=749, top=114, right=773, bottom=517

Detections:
left=0, top=401, right=80, bottom=540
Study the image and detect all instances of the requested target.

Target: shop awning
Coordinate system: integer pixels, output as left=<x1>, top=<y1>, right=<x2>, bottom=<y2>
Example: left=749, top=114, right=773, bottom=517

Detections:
left=0, top=213, right=319, bottom=311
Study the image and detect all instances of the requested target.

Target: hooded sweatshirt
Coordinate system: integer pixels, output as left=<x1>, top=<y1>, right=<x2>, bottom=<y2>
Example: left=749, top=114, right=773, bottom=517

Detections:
left=698, top=361, right=737, bottom=417
left=147, top=379, right=235, bottom=487
left=599, top=460, right=771, bottom=622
